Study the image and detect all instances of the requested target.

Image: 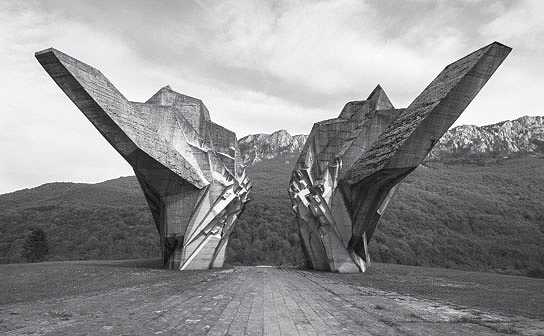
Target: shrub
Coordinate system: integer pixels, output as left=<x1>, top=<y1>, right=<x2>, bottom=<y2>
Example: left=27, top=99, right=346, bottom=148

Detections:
left=22, top=228, right=49, bottom=262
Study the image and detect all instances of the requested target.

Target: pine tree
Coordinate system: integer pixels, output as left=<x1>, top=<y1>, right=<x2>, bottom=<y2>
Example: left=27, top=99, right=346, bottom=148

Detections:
left=22, top=228, right=49, bottom=262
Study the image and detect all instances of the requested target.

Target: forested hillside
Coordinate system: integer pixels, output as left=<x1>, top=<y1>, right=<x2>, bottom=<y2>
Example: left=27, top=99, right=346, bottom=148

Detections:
left=1, top=154, right=543, bottom=278
left=227, top=154, right=544, bottom=277
left=226, top=154, right=303, bottom=266
left=372, top=156, right=544, bottom=277
left=0, top=178, right=158, bottom=263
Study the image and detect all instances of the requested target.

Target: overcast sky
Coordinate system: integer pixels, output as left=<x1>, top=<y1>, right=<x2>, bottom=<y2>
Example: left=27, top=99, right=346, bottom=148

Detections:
left=1, top=0, right=543, bottom=194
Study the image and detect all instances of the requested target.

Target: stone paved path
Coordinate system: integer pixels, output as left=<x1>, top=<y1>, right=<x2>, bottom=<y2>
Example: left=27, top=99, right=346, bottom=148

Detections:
left=1, top=266, right=543, bottom=335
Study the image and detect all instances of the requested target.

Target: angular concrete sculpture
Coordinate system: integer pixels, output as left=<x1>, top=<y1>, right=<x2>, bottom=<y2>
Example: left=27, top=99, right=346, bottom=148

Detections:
left=36, top=48, right=251, bottom=270
left=289, top=42, right=511, bottom=273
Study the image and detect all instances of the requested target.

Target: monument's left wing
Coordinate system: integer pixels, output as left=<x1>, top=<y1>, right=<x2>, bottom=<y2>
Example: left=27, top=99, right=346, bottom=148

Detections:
left=36, top=48, right=250, bottom=270
left=35, top=48, right=207, bottom=189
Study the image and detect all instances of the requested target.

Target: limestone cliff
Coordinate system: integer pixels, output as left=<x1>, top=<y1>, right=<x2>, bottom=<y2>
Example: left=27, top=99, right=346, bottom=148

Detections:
left=238, top=116, right=544, bottom=165
left=429, top=116, right=544, bottom=159
left=238, top=130, right=307, bottom=165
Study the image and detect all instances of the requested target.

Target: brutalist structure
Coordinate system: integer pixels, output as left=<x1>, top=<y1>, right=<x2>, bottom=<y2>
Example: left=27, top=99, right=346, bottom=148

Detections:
left=36, top=48, right=251, bottom=270
left=289, top=42, right=511, bottom=273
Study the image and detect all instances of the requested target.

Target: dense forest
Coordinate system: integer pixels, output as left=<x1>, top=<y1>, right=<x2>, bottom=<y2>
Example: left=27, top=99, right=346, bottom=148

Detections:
left=1, top=154, right=543, bottom=278
left=0, top=178, right=158, bottom=263
left=228, top=154, right=544, bottom=278
left=374, top=155, right=544, bottom=277
left=226, top=154, right=304, bottom=266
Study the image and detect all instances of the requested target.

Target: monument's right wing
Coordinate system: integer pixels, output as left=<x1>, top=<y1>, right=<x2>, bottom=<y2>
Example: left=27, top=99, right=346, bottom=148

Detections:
left=290, top=41, right=511, bottom=273
left=343, top=42, right=512, bottom=184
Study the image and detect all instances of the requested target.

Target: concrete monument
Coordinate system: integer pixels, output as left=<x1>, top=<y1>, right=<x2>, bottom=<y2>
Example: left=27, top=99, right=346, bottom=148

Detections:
left=289, top=42, right=511, bottom=272
left=36, top=48, right=251, bottom=270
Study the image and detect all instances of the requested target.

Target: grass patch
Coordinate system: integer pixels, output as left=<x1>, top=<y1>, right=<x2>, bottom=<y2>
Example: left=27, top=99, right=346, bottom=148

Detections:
left=48, top=310, right=73, bottom=320
left=485, top=324, right=518, bottom=334
left=378, top=317, right=399, bottom=328
left=450, top=316, right=476, bottom=323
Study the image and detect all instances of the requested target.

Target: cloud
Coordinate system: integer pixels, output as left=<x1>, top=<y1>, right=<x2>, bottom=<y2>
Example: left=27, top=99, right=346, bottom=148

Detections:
left=0, top=0, right=542, bottom=193
left=480, top=0, right=544, bottom=51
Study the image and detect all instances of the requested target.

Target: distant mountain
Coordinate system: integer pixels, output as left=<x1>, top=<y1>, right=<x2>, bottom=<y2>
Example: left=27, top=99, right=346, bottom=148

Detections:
left=239, top=116, right=544, bottom=165
left=238, top=130, right=307, bottom=165
left=429, top=116, right=544, bottom=160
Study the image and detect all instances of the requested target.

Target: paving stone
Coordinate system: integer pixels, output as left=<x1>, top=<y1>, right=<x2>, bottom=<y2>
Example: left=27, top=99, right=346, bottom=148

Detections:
left=1, top=266, right=542, bottom=335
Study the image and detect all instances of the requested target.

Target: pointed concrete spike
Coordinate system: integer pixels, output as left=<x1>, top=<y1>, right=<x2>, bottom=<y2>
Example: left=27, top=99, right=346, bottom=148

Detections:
left=366, top=84, right=394, bottom=110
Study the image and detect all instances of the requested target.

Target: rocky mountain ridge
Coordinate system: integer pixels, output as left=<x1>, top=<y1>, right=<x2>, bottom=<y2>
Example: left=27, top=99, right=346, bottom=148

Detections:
left=429, top=115, right=544, bottom=159
left=238, top=130, right=308, bottom=165
left=238, top=116, right=544, bottom=165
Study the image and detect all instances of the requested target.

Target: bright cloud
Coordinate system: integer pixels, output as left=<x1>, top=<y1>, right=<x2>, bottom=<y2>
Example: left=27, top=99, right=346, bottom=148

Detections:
left=0, top=0, right=543, bottom=193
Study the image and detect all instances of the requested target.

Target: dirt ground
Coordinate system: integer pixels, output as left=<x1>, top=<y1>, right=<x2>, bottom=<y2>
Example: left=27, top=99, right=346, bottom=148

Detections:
left=1, top=260, right=543, bottom=335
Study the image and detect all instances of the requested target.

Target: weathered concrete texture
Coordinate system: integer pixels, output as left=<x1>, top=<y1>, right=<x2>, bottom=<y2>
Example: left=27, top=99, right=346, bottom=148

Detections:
left=290, top=42, right=511, bottom=273
left=35, top=48, right=251, bottom=270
